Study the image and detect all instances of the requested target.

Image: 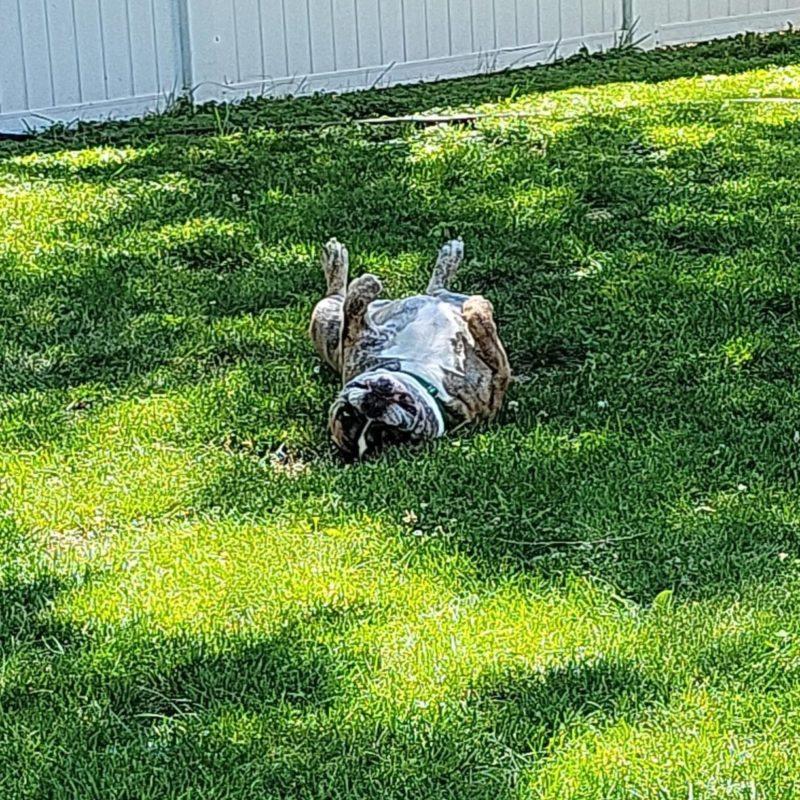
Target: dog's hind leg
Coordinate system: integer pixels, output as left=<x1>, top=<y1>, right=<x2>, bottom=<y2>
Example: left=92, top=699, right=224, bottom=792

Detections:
left=427, top=238, right=465, bottom=295
left=463, top=295, right=511, bottom=417
left=310, top=238, right=349, bottom=373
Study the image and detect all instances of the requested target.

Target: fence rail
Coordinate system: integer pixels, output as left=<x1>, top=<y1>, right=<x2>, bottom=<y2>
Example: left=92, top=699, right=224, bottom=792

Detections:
left=2, top=0, right=800, bottom=134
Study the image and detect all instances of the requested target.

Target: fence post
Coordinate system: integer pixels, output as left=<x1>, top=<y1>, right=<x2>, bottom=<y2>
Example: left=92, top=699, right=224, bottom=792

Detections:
left=628, top=0, right=659, bottom=49
left=172, top=0, right=194, bottom=95
left=622, top=0, right=634, bottom=33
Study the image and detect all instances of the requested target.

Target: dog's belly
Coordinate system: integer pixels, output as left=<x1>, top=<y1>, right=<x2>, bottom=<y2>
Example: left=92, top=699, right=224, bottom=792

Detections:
left=360, top=295, right=471, bottom=400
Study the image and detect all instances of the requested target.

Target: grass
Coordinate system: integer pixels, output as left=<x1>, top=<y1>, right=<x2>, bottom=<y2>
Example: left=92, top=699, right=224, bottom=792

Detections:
left=2, top=29, right=800, bottom=798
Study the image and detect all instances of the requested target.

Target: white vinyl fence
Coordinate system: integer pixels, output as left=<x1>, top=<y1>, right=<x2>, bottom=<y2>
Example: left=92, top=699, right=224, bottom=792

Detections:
left=2, top=0, right=800, bottom=134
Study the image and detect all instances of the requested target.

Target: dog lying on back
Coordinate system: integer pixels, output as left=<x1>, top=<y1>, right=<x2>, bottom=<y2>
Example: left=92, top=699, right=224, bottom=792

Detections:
left=310, top=238, right=511, bottom=460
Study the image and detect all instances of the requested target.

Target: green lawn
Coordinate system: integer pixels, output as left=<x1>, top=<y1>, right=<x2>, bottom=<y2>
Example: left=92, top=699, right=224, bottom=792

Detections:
left=2, top=30, right=800, bottom=799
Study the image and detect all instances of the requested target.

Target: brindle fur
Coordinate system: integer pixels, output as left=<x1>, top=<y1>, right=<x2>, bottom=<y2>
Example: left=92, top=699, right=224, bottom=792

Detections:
left=309, top=239, right=348, bottom=374
left=310, top=238, right=511, bottom=453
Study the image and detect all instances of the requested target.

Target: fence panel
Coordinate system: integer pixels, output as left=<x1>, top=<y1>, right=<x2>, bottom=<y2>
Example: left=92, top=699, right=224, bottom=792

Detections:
left=186, top=0, right=621, bottom=104
left=0, top=0, right=181, bottom=134
left=3, top=0, right=800, bottom=133
left=636, top=0, right=800, bottom=46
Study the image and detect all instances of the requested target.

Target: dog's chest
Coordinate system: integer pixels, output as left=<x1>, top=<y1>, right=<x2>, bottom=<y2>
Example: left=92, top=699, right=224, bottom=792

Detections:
left=359, top=295, right=471, bottom=397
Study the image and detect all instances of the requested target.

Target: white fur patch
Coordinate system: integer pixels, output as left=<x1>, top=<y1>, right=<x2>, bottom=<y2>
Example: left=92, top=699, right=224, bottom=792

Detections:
left=357, top=420, right=373, bottom=458
left=397, top=372, right=446, bottom=437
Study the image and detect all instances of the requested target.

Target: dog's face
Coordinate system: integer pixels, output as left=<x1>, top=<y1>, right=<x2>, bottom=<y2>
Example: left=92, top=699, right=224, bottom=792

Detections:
left=329, top=372, right=442, bottom=460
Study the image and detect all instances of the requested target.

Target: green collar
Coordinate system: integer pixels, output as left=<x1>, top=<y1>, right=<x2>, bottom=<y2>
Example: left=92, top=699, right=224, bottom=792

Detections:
left=395, top=370, right=459, bottom=429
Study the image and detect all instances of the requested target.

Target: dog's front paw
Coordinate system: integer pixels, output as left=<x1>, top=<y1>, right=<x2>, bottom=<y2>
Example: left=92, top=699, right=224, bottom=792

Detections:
left=348, top=273, right=383, bottom=302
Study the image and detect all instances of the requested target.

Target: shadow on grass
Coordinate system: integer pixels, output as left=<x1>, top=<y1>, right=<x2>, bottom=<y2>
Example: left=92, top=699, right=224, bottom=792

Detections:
left=174, top=108, right=799, bottom=603
left=4, top=104, right=797, bottom=394
left=0, top=565, right=667, bottom=799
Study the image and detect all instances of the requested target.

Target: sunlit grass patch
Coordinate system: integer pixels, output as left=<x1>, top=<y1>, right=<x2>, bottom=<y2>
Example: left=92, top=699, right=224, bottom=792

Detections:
left=55, top=515, right=415, bottom=635
left=356, top=576, right=634, bottom=719
left=1, top=393, right=210, bottom=558
left=7, top=145, right=148, bottom=175
left=0, top=182, right=131, bottom=266
left=645, top=122, right=718, bottom=150
left=529, top=687, right=800, bottom=799
left=0, top=176, right=196, bottom=279
left=721, top=334, right=768, bottom=368
left=121, top=217, right=259, bottom=263
left=482, top=63, right=800, bottom=123
left=53, top=509, right=638, bottom=722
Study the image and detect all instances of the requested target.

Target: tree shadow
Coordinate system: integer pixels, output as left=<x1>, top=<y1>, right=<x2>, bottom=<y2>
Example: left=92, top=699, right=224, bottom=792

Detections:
left=473, top=658, right=669, bottom=755
left=0, top=571, right=365, bottom=795
left=0, top=565, right=670, bottom=799
left=0, top=573, right=76, bottom=652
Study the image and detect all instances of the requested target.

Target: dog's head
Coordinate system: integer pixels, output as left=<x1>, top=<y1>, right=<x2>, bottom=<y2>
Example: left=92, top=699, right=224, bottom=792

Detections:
left=329, top=371, right=444, bottom=460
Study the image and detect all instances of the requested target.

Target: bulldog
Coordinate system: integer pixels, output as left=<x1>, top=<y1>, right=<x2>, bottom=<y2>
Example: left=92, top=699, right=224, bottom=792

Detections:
left=310, top=238, right=511, bottom=460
